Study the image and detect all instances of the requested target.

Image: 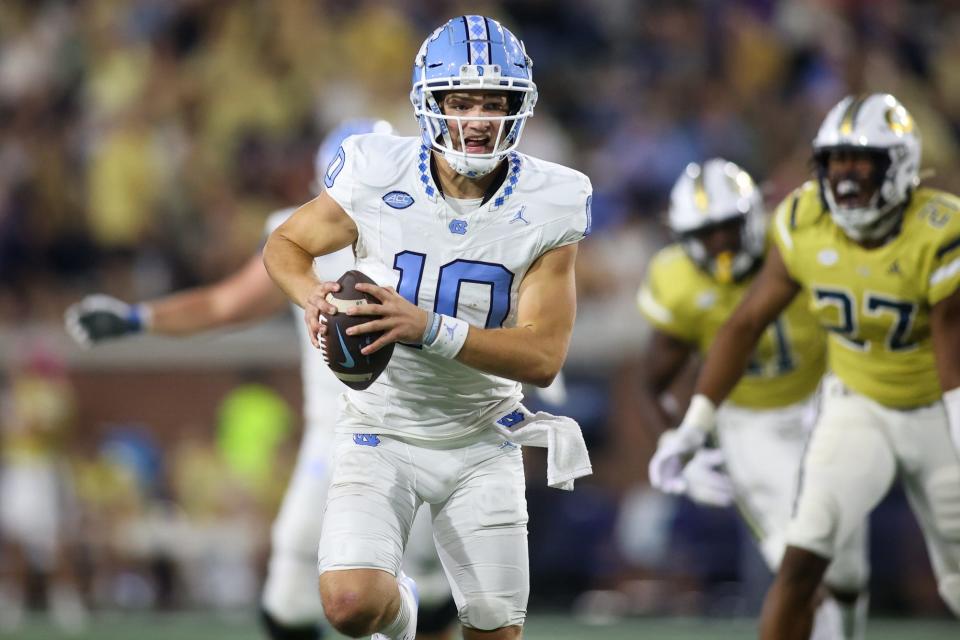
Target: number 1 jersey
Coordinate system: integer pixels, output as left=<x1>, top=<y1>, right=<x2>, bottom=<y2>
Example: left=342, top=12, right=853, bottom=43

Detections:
left=324, top=133, right=592, bottom=444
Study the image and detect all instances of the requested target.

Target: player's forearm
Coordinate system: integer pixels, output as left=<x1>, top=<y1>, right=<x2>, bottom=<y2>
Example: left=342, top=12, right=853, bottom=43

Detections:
left=263, top=233, right=321, bottom=308
left=694, top=313, right=767, bottom=405
left=455, top=325, right=569, bottom=387
left=145, top=285, right=283, bottom=336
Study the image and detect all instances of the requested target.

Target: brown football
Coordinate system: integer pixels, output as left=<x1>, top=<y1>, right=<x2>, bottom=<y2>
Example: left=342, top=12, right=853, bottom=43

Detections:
left=320, top=270, right=395, bottom=390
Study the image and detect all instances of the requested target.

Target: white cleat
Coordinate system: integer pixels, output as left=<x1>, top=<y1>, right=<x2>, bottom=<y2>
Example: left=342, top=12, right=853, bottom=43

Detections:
left=372, top=571, right=419, bottom=640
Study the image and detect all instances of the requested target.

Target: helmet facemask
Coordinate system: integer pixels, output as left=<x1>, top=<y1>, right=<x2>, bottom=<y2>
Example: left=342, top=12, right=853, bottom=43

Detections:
left=811, top=94, right=921, bottom=243
left=668, top=159, right=767, bottom=283
left=815, top=146, right=906, bottom=242
left=413, top=68, right=536, bottom=178
left=678, top=216, right=763, bottom=284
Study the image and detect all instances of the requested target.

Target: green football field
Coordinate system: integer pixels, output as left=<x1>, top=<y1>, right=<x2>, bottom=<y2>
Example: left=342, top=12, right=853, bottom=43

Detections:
left=8, top=612, right=956, bottom=639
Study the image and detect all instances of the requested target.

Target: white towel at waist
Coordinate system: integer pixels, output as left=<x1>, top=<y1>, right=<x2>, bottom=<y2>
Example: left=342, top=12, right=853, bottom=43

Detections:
left=493, top=405, right=592, bottom=490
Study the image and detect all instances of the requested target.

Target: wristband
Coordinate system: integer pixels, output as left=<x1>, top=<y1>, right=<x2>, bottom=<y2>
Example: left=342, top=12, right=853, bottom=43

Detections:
left=129, top=303, right=153, bottom=333
left=421, top=311, right=442, bottom=346
left=422, top=314, right=468, bottom=359
left=682, top=394, right=717, bottom=435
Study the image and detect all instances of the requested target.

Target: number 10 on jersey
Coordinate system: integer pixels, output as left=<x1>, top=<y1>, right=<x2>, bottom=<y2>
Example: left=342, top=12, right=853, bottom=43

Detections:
left=394, top=252, right=515, bottom=328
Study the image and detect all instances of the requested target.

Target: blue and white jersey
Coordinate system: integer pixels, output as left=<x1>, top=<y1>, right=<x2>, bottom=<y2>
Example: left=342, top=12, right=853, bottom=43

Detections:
left=265, top=208, right=356, bottom=427
left=324, top=133, right=592, bottom=444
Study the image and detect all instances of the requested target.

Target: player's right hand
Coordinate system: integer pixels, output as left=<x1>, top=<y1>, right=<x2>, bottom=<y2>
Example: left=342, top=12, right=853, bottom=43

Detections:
left=681, top=448, right=735, bottom=507
left=648, top=394, right=716, bottom=494
left=303, top=281, right=341, bottom=349
left=64, top=294, right=148, bottom=347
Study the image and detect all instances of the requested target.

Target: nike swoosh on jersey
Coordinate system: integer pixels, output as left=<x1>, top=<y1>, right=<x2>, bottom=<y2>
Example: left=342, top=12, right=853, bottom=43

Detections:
left=336, top=325, right=355, bottom=368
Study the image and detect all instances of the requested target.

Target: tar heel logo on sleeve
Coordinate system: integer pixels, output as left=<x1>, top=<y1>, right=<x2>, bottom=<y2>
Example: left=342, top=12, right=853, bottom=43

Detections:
left=382, top=191, right=415, bottom=210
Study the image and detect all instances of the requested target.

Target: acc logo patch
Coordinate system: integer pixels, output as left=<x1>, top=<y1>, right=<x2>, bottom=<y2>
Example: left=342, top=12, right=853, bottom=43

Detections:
left=382, top=191, right=415, bottom=210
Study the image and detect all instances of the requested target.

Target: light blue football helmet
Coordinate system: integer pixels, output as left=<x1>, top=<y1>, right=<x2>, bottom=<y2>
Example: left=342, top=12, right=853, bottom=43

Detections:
left=313, top=118, right=394, bottom=194
left=410, top=15, right=538, bottom=178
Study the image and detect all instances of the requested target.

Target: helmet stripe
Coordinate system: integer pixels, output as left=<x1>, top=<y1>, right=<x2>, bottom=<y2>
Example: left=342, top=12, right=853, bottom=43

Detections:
left=693, top=169, right=709, bottom=212
left=461, top=15, right=472, bottom=64
left=464, top=15, right=490, bottom=65
left=839, top=94, right=868, bottom=136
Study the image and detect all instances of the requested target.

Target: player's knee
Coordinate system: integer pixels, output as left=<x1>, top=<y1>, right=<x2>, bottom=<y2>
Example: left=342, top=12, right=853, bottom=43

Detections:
left=460, top=596, right=521, bottom=631
left=259, top=607, right=324, bottom=640
left=937, top=573, right=960, bottom=617
left=320, top=587, right=382, bottom=637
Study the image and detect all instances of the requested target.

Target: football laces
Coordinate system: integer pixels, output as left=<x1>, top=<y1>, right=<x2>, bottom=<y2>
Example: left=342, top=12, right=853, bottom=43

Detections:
left=318, top=315, right=330, bottom=363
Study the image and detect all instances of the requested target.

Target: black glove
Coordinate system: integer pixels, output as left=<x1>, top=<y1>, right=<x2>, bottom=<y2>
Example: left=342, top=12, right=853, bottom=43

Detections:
left=64, top=294, right=148, bottom=346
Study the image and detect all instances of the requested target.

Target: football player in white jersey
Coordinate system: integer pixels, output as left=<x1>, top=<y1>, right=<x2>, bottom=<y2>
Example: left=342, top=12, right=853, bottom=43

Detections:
left=639, top=159, right=867, bottom=638
left=64, top=120, right=460, bottom=640
left=649, top=93, right=960, bottom=639
left=263, top=15, right=592, bottom=640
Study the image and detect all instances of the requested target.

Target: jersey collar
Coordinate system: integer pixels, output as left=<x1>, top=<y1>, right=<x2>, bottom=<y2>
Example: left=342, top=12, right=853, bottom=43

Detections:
left=417, top=145, right=523, bottom=211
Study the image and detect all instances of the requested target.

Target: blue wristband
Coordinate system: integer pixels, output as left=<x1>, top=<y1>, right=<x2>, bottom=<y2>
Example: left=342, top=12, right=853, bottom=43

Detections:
left=128, top=304, right=151, bottom=333
left=422, top=311, right=442, bottom=345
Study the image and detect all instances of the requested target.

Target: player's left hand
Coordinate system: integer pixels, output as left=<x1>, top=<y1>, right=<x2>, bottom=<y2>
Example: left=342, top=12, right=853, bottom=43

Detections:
left=649, top=394, right=716, bottom=494
left=346, top=283, right=430, bottom=354
left=682, top=448, right=735, bottom=507
left=649, top=424, right=707, bottom=494
left=64, top=294, right=148, bottom=347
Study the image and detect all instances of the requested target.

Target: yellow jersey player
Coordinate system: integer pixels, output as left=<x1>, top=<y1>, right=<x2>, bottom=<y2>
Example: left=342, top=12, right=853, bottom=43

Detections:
left=650, top=92, right=960, bottom=639
left=639, top=159, right=867, bottom=638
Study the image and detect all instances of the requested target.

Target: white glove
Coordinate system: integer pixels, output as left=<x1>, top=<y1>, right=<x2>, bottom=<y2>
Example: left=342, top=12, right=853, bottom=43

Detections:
left=64, top=294, right=151, bottom=347
left=682, top=448, right=735, bottom=507
left=648, top=394, right=716, bottom=494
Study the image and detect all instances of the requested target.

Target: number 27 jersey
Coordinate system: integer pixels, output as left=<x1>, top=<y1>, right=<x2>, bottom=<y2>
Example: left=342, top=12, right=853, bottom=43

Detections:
left=325, top=133, right=592, bottom=444
left=773, top=182, right=960, bottom=408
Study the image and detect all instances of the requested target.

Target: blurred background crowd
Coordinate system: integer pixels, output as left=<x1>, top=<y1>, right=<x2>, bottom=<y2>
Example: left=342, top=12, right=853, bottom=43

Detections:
left=2, top=0, right=960, bottom=630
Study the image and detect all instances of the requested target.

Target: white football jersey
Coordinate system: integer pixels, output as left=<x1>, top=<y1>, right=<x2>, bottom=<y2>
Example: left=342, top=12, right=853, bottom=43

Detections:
left=264, top=208, right=356, bottom=426
left=325, top=133, right=592, bottom=443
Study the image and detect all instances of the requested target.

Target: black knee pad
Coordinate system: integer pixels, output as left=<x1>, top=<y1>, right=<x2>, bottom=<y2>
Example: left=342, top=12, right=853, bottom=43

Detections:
left=260, top=607, right=325, bottom=640
left=417, top=596, right=459, bottom=634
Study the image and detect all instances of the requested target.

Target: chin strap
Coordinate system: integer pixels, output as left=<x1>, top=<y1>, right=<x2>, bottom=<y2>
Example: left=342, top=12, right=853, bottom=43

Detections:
left=442, top=149, right=502, bottom=178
